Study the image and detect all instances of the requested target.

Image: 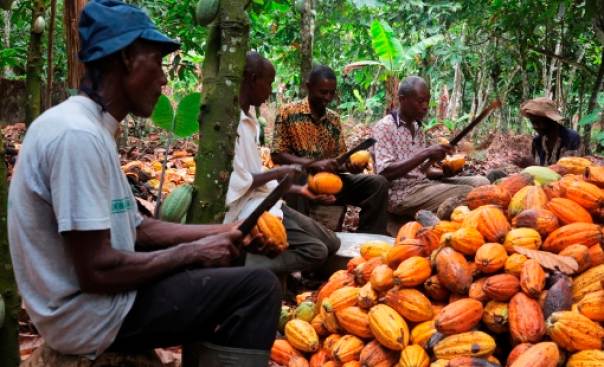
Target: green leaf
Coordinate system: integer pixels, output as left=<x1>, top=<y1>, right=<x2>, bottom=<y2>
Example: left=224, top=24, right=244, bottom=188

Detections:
left=151, top=94, right=175, bottom=131
left=173, top=92, right=201, bottom=138
left=370, top=20, right=404, bottom=71
left=401, top=34, right=445, bottom=64
left=579, top=109, right=602, bottom=126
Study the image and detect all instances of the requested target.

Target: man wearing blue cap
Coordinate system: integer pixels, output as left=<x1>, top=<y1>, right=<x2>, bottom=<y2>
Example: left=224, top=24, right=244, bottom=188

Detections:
left=7, top=1, right=281, bottom=365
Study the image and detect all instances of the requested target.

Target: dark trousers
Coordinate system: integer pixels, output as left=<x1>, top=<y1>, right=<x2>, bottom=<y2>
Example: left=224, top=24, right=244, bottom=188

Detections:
left=286, top=173, right=389, bottom=234
left=109, top=267, right=281, bottom=352
left=244, top=205, right=341, bottom=273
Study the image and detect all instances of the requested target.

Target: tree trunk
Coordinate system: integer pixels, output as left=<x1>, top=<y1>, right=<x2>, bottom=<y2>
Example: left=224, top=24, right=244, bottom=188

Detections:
left=582, top=47, right=604, bottom=155
left=25, top=0, right=46, bottom=125
left=64, top=0, right=87, bottom=90
left=3, top=9, right=12, bottom=77
left=45, top=0, right=57, bottom=109
left=0, top=133, right=20, bottom=367
left=188, top=0, right=250, bottom=224
left=299, top=0, right=314, bottom=97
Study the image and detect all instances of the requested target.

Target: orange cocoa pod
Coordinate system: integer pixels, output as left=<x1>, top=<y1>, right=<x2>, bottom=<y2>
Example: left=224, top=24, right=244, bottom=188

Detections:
left=520, top=259, right=546, bottom=298
left=331, top=335, right=364, bottom=363
left=385, top=239, right=426, bottom=268
left=416, top=228, right=440, bottom=253
left=505, top=253, right=528, bottom=277
left=559, top=178, right=604, bottom=211
left=317, top=271, right=355, bottom=306
left=469, top=278, right=490, bottom=303
left=435, top=247, right=473, bottom=294
left=509, top=292, right=546, bottom=343
left=432, top=220, right=461, bottom=237
left=503, top=227, right=542, bottom=254
left=435, top=298, right=483, bottom=335
left=483, top=273, right=520, bottom=302
left=370, top=264, right=394, bottom=292
left=284, top=319, right=319, bottom=353
left=508, top=185, right=548, bottom=218
left=558, top=157, right=592, bottom=174
left=410, top=320, right=436, bottom=349
left=309, top=349, right=331, bottom=367
left=342, top=361, right=361, bottom=367
left=288, top=355, right=310, bottom=367
left=310, top=313, right=328, bottom=337
left=445, top=227, right=485, bottom=256
left=368, top=304, right=409, bottom=351
left=546, top=311, right=604, bottom=351
left=423, top=275, right=450, bottom=302
left=546, top=197, right=593, bottom=225
left=335, top=306, right=372, bottom=339
left=384, top=288, right=433, bottom=322
left=559, top=244, right=592, bottom=273
left=576, top=289, right=604, bottom=321
left=542, top=222, right=603, bottom=253
left=466, top=185, right=511, bottom=209
left=347, top=256, right=366, bottom=273
left=396, top=221, right=423, bottom=244
left=506, top=343, right=532, bottom=367
left=585, top=165, right=604, bottom=187
left=512, top=208, right=560, bottom=237
left=359, top=339, right=398, bottom=367
left=357, top=282, right=378, bottom=309
left=327, top=287, right=360, bottom=311
left=475, top=243, right=508, bottom=273
left=271, top=339, right=302, bottom=366
left=465, top=205, right=511, bottom=243
left=482, top=300, right=509, bottom=334
left=393, top=256, right=431, bottom=287
left=323, top=334, right=342, bottom=354
left=497, top=172, right=534, bottom=196
left=543, top=180, right=563, bottom=200
left=451, top=205, right=471, bottom=223
left=354, top=257, right=384, bottom=285
left=399, top=344, right=430, bottom=367
left=432, top=331, right=496, bottom=359
left=588, top=244, right=604, bottom=267
left=509, top=342, right=559, bottom=367
left=566, top=349, right=604, bottom=367
left=360, top=241, right=393, bottom=260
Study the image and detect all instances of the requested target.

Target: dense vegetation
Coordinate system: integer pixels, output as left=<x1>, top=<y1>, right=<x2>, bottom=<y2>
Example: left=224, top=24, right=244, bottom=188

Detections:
left=1, top=0, right=603, bottom=151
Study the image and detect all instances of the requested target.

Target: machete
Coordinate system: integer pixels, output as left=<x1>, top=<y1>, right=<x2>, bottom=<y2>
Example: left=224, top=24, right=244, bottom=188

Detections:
left=449, top=99, right=502, bottom=146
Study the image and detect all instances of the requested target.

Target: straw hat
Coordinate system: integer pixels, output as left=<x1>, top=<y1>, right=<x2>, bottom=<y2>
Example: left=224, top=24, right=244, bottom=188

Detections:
left=520, top=97, right=564, bottom=124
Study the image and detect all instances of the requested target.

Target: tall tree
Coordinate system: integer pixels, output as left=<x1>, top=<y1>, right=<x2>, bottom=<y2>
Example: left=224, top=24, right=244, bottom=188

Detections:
left=45, top=0, right=57, bottom=109
left=583, top=48, right=604, bottom=155
left=188, top=0, right=250, bottom=224
left=64, top=0, right=87, bottom=90
left=299, top=0, right=315, bottom=96
left=24, top=0, right=47, bottom=125
left=0, top=133, right=20, bottom=367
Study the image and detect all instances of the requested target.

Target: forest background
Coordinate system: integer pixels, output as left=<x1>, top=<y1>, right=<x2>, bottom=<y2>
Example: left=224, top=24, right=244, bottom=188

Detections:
left=1, top=0, right=604, bottom=154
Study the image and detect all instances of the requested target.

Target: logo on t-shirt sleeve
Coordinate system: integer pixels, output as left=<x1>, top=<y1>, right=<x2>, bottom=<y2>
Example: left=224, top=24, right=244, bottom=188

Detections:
left=111, top=197, right=134, bottom=214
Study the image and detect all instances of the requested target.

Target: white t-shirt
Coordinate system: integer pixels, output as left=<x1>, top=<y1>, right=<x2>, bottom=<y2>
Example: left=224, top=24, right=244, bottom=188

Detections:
left=223, top=110, right=283, bottom=223
left=8, top=96, right=141, bottom=357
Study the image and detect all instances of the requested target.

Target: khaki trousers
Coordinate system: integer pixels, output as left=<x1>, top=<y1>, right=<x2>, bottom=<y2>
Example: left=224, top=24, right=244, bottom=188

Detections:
left=389, top=175, right=490, bottom=217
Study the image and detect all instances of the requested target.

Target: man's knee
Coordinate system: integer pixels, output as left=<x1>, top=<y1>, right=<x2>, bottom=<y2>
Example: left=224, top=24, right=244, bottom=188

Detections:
left=324, top=234, right=341, bottom=255
left=245, top=268, right=282, bottom=301
left=368, top=174, right=390, bottom=192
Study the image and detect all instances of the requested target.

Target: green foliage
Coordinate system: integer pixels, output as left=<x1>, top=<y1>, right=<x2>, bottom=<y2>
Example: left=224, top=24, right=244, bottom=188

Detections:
left=151, top=93, right=201, bottom=138
left=370, top=20, right=403, bottom=70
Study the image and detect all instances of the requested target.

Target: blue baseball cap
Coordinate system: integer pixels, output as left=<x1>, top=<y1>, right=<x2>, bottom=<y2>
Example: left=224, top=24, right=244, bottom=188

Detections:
left=78, top=0, right=180, bottom=62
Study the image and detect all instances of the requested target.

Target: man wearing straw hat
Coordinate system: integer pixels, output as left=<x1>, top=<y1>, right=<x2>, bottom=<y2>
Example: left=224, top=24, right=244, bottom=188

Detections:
left=521, top=97, right=581, bottom=166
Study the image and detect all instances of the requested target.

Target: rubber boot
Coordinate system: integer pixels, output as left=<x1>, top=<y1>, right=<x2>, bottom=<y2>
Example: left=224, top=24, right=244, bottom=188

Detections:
left=185, top=342, right=270, bottom=367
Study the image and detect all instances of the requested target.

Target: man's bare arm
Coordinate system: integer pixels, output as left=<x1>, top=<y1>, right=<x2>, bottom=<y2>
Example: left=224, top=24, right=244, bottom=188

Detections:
left=136, top=217, right=236, bottom=250
left=64, top=229, right=241, bottom=294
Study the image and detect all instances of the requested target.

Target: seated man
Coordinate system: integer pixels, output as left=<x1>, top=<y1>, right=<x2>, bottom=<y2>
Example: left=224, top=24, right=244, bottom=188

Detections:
left=521, top=97, right=581, bottom=165
left=372, top=76, right=489, bottom=218
left=224, top=52, right=340, bottom=274
left=7, top=1, right=280, bottom=365
left=271, top=65, right=389, bottom=234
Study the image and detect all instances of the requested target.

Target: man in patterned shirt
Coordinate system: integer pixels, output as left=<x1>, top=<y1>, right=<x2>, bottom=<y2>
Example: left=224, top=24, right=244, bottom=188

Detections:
left=372, top=76, right=489, bottom=217
left=271, top=65, right=389, bottom=234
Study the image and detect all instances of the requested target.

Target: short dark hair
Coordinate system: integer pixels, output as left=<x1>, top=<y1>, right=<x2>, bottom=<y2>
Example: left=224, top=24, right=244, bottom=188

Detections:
left=244, top=51, right=273, bottom=79
left=307, top=64, right=337, bottom=86
left=398, top=76, right=427, bottom=97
